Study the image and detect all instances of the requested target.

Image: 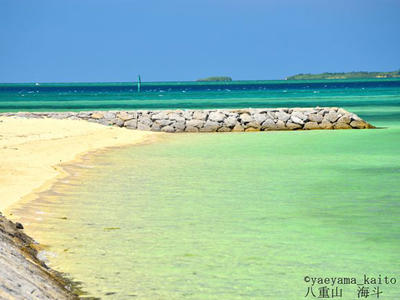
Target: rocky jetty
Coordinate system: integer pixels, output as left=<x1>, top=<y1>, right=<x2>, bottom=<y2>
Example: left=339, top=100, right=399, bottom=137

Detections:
left=1, top=107, right=374, bottom=132
left=0, top=214, right=79, bottom=299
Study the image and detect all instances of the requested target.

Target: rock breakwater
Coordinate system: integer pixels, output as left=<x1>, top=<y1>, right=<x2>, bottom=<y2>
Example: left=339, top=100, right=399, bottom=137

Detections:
left=1, top=107, right=374, bottom=132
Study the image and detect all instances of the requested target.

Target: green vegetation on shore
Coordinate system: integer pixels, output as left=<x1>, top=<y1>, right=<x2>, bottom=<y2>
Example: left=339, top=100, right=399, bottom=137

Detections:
left=197, top=76, right=232, bottom=82
left=286, top=70, right=400, bottom=80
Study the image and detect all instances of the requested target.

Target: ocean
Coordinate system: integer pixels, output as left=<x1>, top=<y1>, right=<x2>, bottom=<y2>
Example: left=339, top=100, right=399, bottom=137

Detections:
left=1, top=79, right=400, bottom=119
left=5, top=79, right=400, bottom=299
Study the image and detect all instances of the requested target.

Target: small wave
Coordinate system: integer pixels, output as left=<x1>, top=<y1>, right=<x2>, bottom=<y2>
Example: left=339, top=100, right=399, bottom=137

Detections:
left=37, top=250, right=58, bottom=264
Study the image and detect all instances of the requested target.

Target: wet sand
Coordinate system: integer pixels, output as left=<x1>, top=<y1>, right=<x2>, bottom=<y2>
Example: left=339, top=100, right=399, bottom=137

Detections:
left=0, top=116, right=162, bottom=213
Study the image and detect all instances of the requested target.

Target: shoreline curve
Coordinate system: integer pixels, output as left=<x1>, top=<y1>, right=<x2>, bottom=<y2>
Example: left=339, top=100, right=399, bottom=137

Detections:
left=0, top=116, right=163, bottom=299
left=0, top=117, right=163, bottom=214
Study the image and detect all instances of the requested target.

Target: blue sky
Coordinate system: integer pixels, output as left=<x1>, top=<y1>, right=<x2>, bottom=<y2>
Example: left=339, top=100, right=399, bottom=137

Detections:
left=1, top=0, right=399, bottom=82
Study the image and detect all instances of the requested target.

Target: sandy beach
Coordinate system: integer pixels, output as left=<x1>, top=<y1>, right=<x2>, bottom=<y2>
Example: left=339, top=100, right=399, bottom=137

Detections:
left=0, top=116, right=162, bottom=213
left=0, top=116, right=163, bottom=299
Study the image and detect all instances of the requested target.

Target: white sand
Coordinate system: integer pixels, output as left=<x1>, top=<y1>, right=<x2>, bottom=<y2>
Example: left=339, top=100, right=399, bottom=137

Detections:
left=0, top=117, right=162, bottom=212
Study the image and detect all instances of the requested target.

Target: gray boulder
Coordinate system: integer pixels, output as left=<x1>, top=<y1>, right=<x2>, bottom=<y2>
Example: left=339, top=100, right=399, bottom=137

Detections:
left=185, top=126, right=199, bottom=132
left=325, top=111, right=339, bottom=123
left=286, top=122, right=302, bottom=130
left=112, top=118, right=124, bottom=127
left=182, top=110, right=193, bottom=119
left=151, top=112, right=168, bottom=120
left=253, top=113, right=268, bottom=124
left=186, top=119, right=204, bottom=128
left=275, top=120, right=287, bottom=130
left=155, top=119, right=173, bottom=127
left=291, top=111, right=307, bottom=121
left=224, top=116, right=238, bottom=127
left=151, top=123, right=161, bottom=131
left=319, top=120, right=333, bottom=129
left=308, top=114, right=323, bottom=123
left=290, top=115, right=304, bottom=125
left=261, top=119, right=277, bottom=130
left=104, top=112, right=116, bottom=120
left=161, top=126, right=175, bottom=133
left=117, top=112, right=136, bottom=121
left=78, top=112, right=91, bottom=118
left=232, top=123, right=245, bottom=132
left=337, top=115, right=351, bottom=124
left=208, top=111, right=226, bottom=122
left=124, top=119, right=137, bottom=129
left=267, top=111, right=276, bottom=120
left=350, top=113, right=362, bottom=121
left=217, top=126, right=231, bottom=132
left=334, top=123, right=352, bottom=129
left=173, top=121, right=186, bottom=131
left=239, top=113, right=253, bottom=123
left=168, top=113, right=185, bottom=123
left=275, top=111, right=291, bottom=122
left=137, top=123, right=151, bottom=131
left=244, top=121, right=261, bottom=130
left=200, top=120, right=221, bottom=132
left=192, top=111, right=208, bottom=120
left=138, top=116, right=152, bottom=126
left=304, top=122, right=320, bottom=130
left=90, top=112, right=104, bottom=119
left=228, top=112, right=239, bottom=118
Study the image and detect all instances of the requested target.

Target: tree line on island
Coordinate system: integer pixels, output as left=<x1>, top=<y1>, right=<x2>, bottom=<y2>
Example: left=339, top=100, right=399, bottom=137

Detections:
left=286, top=70, right=400, bottom=80
left=195, top=70, right=400, bottom=82
left=196, top=76, right=232, bottom=82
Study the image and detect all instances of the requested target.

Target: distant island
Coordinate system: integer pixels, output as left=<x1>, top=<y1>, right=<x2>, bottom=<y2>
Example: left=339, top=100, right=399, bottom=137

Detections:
left=286, top=70, right=400, bottom=80
left=197, top=76, right=232, bottom=82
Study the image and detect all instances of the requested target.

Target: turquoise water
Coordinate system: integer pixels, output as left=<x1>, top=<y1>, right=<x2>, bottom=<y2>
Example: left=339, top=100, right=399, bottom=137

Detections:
left=1, top=79, right=400, bottom=115
left=8, top=80, right=400, bottom=299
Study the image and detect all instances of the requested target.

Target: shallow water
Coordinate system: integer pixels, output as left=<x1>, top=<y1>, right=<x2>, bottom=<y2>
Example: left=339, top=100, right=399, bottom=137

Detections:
left=7, top=79, right=400, bottom=299
left=11, top=117, right=400, bottom=299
